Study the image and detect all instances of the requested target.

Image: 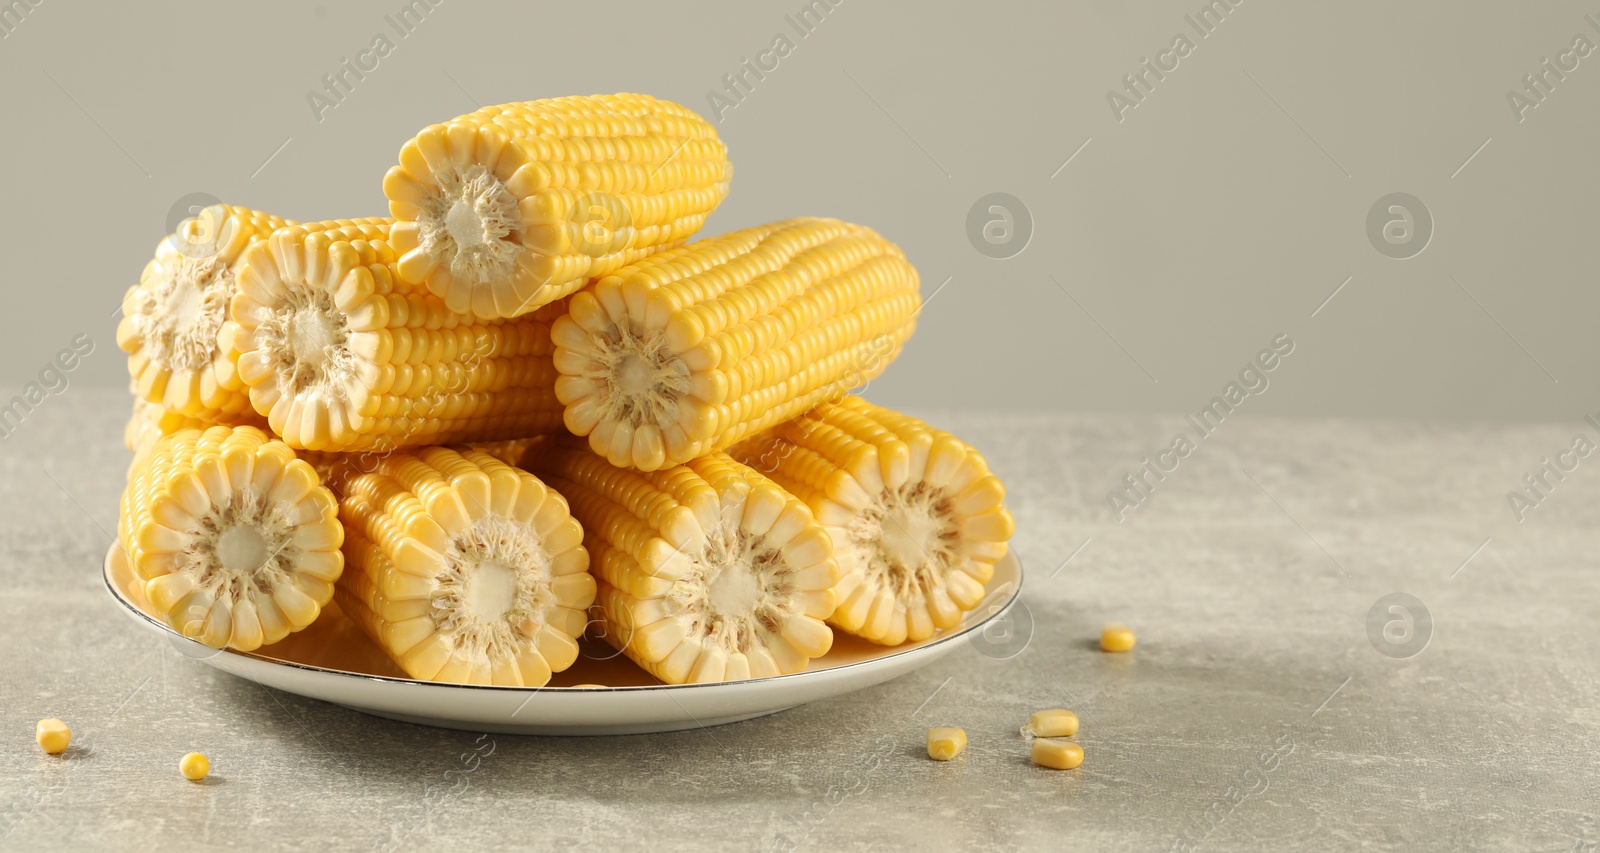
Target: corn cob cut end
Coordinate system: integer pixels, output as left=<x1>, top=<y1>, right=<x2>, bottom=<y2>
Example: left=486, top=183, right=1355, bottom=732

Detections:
left=334, top=447, right=595, bottom=685
left=531, top=446, right=840, bottom=684
left=732, top=397, right=1014, bottom=646
left=386, top=128, right=532, bottom=317
left=120, top=205, right=292, bottom=420
left=120, top=426, right=344, bottom=651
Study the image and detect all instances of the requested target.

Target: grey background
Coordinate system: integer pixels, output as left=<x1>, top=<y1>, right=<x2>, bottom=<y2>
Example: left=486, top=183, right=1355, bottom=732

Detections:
left=0, top=0, right=1594, bottom=422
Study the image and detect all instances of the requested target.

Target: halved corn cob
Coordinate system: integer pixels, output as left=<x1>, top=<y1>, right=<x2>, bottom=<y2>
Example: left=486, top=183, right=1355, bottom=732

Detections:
left=384, top=93, right=732, bottom=320
left=464, top=436, right=542, bottom=467
left=125, top=394, right=209, bottom=454
left=729, top=397, right=1013, bottom=646
left=521, top=441, right=838, bottom=684
left=551, top=218, right=921, bottom=472
left=333, top=447, right=595, bottom=685
left=118, top=204, right=292, bottom=425
left=297, top=436, right=544, bottom=494
left=227, top=218, right=567, bottom=452
left=118, top=426, right=344, bottom=651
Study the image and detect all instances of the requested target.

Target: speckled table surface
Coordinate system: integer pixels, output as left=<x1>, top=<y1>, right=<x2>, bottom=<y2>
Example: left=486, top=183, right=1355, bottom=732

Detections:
left=3, top=390, right=1597, bottom=851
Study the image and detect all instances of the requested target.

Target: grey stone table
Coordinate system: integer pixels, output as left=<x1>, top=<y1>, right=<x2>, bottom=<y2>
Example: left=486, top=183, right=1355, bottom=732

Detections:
left=3, top=389, right=1597, bottom=851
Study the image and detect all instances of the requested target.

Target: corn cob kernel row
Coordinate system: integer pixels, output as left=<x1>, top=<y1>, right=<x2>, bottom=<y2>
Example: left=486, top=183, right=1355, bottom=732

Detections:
left=118, top=425, right=344, bottom=650
left=118, top=205, right=294, bottom=424
left=228, top=218, right=567, bottom=452
left=385, top=93, right=732, bottom=320
left=729, top=397, right=1013, bottom=645
left=552, top=218, right=921, bottom=472
left=521, top=442, right=839, bottom=684
left=297, top=436, right=545, bottom=493
left=125, top=395, right=212, bottom=455
left=332, top=447, right=594, bottom=685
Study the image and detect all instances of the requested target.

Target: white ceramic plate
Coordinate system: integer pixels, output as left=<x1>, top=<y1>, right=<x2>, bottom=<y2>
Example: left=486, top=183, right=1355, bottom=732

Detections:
left=104, top=546, right=1023, bottom=735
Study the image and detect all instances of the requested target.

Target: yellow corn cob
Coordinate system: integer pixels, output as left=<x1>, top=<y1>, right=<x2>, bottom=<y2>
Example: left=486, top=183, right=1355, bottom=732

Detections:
left=117, top=425, right=344, bottom=651
left=332, top=447, right=594, bottom=685
left=551, top=218, right=921, bottom=472
left=383, top=93, right=733, bottom=320
left=125, top=394, right=209, bottom=454
left=296, top=436, right=544, bottom=493
left=729, top=397, right=1013, bottom=645
left=521, top=441, right=839, bottom=684
left=464, top=436, right=542, bottom=467
left=118, top=204, right=292, bottom=424
left=228, top=218, right=567, bottom=452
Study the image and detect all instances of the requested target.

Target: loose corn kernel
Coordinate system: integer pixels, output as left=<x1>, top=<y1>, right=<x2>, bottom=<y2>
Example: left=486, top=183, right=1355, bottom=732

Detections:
left=1100, top=622, right=1136, bottom=653
left=35, top=719, right=71, bottom=755
left=926, top=727, right=968, bottom=761
left=1031, top=738, right=1083, bottom=770
left=1022, top=709, right=1079, bottom=739
left=180, top=752, right=210, bottom=781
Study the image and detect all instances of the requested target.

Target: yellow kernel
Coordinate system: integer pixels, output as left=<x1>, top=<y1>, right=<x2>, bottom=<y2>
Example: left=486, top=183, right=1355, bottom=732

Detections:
left=569, top=683, right=608, bottom=689
left=179, top=752, right=210, bottom=781
left=1022, top=709, right=1079, bottom=739
left=1031, top=738, right=1084, bottom=770
left=926, top=727, right=967, bottom=761
left=35, top=719, right=71, bottom=755
left=1100, top=622, right=1136, bottom=653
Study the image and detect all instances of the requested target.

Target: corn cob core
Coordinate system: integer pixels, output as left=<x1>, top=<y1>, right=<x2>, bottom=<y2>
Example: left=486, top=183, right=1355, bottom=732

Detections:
left=730, top=397, right=1014, bottom=646
left=228, top=218, right=566, bottom=452
left=523, top=443, right=839, bottom=684
left=118, top=426, right=344, bottom=651
left=118, top=205, right=292, bottom=423
left=551, top=218, right=921, bottom=472
left=384, top=93, right=732, bottom=319
left=332, top=447, right=594, bottom=685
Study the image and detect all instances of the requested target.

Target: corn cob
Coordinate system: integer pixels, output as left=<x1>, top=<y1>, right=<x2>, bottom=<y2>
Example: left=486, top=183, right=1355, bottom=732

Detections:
left=332, top=447, right=594, bottom=685
left=297, top=436, right=543, bottom=494
left=118, top=204, right=292, bottom=425
left=729, top=397, right=1013, bottom=645
left=383, top=93, right=733, bottom=320
left=125, top=394, right=209, bottom=454
left=551, top=218, right=921, bottom=472
left=227, top=218, right=567, bottom=452
left=117, top=426, right=344, bottom=651
left=521, top=441, right=838, bottom=684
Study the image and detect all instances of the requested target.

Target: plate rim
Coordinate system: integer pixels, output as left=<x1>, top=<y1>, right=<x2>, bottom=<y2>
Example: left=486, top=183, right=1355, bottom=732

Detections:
left=103, top=544, right=1023, bottom=694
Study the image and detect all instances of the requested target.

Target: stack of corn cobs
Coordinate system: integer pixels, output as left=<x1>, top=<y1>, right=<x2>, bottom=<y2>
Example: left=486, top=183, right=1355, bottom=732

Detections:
left=115, top=93, right=1014, bottom=686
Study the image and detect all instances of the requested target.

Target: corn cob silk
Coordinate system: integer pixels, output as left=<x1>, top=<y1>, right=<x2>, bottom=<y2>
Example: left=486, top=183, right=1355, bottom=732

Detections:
left=384, top=93, right=732, bottom=319
left=552, top=218, right=921, bottom=472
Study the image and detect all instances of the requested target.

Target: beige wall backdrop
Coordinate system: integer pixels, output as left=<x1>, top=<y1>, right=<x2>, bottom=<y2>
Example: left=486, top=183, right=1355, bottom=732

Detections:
left=0, top=0, right=1594, bottom=422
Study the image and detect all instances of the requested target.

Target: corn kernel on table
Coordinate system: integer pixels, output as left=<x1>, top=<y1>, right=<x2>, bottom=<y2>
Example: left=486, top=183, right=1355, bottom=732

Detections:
left=4, top=390, right=1596, bottom=851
